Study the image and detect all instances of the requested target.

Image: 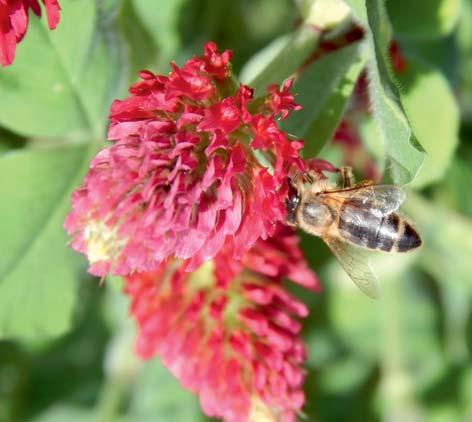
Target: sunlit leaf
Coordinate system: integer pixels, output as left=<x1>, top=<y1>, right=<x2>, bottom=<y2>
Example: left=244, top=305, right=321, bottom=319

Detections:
left=327, top=259, right=444, bottom=392
left=434, top=158, right=472, bottom=217
left=344, top=0, right=367, bottom=21
left=440, top=286, right=470, bottom=364
left=119, top=0, right=160, bottom=77
left=346, top=0, right=425, bottom=184
left=131, top=0, right=188, bottom=70
left=0, top=0, right=125, bottom=139
left=387, top=0, right=461, bottom=41
left=461, top=367, right=472, bottom=415
left=0, top=145, right=90, bottom=339
left=407, top=195, right=472, bottom=363
left=239, top=35, right=288, bottom=84
left=127, top=360, right=202, bottom=422
left=406, top=195, right=472, bottom=293
left=398, top=58, right=459, bottom=188
left=32, top=406, right=96, bottom=422
left=427, top=405, right=461, bottom=422
left=245, top=24, right=320, bottom=95
left=358, top=113, right=386, bottom=172
left=102, top=287, right=203, bottom=421
left=281, top=42, right=367, bottom=157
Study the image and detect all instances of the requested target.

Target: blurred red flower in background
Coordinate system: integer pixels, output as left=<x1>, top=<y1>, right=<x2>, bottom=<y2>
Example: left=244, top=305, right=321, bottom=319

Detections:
left=0, top=0, right=60, bottom=66
left=65, top=42, right=306, bottom=276
left=125, top=227, right=318, bottom=422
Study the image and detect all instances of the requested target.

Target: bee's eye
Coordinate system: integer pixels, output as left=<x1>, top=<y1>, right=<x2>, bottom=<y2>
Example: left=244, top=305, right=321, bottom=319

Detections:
left=285, top=194, right=299, bottom=212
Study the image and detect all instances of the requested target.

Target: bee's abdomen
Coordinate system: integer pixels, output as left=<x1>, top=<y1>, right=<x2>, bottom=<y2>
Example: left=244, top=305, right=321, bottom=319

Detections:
left=394, top=219, right=422, bottom=252
left=338, top=208, right=421, bottom=252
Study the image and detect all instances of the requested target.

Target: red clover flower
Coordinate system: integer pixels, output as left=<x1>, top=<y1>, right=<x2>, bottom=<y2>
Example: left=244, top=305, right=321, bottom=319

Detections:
left=0, top=0, right=60, bottom=66
left=125, top=227, right=318, bottom=421
left=65, top=42, right=306, bottom=276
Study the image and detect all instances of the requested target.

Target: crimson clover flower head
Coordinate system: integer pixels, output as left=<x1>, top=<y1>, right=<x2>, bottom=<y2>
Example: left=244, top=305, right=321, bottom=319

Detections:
left=0, top=0, right=60, bottom=66
left=125, top=226, right=319, bottom=422
left=65, top=42, right=306, bottom=276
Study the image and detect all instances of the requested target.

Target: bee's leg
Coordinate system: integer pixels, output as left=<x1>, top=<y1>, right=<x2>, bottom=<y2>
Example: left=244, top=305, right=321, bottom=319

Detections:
left=357, top=179, right=374, bottom=187
left=340, top=166, right=355, bottom=188
left=291, top=171, right=311, bottom=191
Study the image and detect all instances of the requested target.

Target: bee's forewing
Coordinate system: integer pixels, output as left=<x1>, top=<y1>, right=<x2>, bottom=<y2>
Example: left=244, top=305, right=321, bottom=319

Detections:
left=324, top=236, right=381, bottom=299
left=325, top=185, right=406, bottom=217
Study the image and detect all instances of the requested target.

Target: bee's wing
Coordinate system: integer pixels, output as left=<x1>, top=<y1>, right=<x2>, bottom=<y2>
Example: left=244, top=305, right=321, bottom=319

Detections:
left=324, top=185, right=406, bottom=216
left=324, top=236, right=380, bottom=299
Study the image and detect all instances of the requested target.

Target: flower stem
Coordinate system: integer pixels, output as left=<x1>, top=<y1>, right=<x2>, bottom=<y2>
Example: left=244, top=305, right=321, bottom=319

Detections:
left=94, top=377, right=127, bottom=422
left=380, top=280, right=423, bottom=422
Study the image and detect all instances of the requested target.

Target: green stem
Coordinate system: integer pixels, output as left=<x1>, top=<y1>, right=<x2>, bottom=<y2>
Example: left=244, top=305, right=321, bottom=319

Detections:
left=380, top=281, right=422, bottom=422
left=94, top=377, right=127, bottom=422
left=442, top=284, right=470, bottom=365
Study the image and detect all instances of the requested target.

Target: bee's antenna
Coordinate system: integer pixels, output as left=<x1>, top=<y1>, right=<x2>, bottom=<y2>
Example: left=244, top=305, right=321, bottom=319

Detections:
left=290, top=171, right=301, bottom=189
left=305, top=172, right=314, bottom=183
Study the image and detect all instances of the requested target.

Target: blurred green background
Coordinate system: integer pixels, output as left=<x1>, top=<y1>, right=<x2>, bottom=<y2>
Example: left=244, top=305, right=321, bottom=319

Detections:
left=1, top=0, right=471, bottom=421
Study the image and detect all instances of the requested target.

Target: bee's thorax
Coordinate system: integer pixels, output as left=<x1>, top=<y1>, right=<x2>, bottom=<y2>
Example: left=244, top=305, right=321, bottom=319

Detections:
left=296, top=197, right=335, bottom=236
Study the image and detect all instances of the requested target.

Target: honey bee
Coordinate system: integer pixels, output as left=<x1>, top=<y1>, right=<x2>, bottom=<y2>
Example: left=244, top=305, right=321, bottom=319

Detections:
left=286, top=167, right=422, bottom=298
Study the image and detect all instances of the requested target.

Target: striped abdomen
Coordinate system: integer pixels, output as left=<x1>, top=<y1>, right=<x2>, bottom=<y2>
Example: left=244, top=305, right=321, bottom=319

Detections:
left=338, top=205, right=422, bottom=252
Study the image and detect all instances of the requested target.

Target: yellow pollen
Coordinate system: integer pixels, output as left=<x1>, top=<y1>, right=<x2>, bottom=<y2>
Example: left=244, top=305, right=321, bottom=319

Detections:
left=83, top=220, right=125, bottom=264
left=249, top=397, right=278, bottom=422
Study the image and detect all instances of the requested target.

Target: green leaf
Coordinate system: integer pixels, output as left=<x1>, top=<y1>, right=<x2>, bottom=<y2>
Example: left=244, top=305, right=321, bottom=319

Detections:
left=434, top=158, right=472, bottom=217
left=358, top=113, right=386, bottom=172
left=344, top=0, right=367, bottom=21
left=387, top=0, right=461, bottom=41
left=461, top=367, right=472, bottom=413
left=440, top=286, right=470, bottom=365
left=132, top=0, right=188, bottom=70
left=316, top=142, right=344, bottom=169
left=0, top=0, right=125, bottom=139
left=406, top=195, right=472, bottom=293
left=457, top=0, right=472, bottom=53
left=32, top=406, right=96, bottom=422
left=0, top=129, right=26, bottom=155
left=427, top=406, right=462, bottom=422
left=119, top=0, right=160, bottom=77
left=327, top=268, right=383, bottom=359
left=347, top=0, right=425, bottom=184
left=281, top=42, right=367, bottom=157
left=398, top=58, right=459, bottom=188
left=327, top=255, right=444, bottom=392
left=127, top=360, right=202, bottom=422
left=98, top=288, right=204, bottom=422
left=406, top=194, right=472, bottom=363
left=239, top=35, right=289, bottom=84
left=245, top=24, right=320, bottom=95
left=304, top=328, right=339, bottom=368
left=319, top=356, right=372, bottom=393
left=0, top=145, right=90, bottom=339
